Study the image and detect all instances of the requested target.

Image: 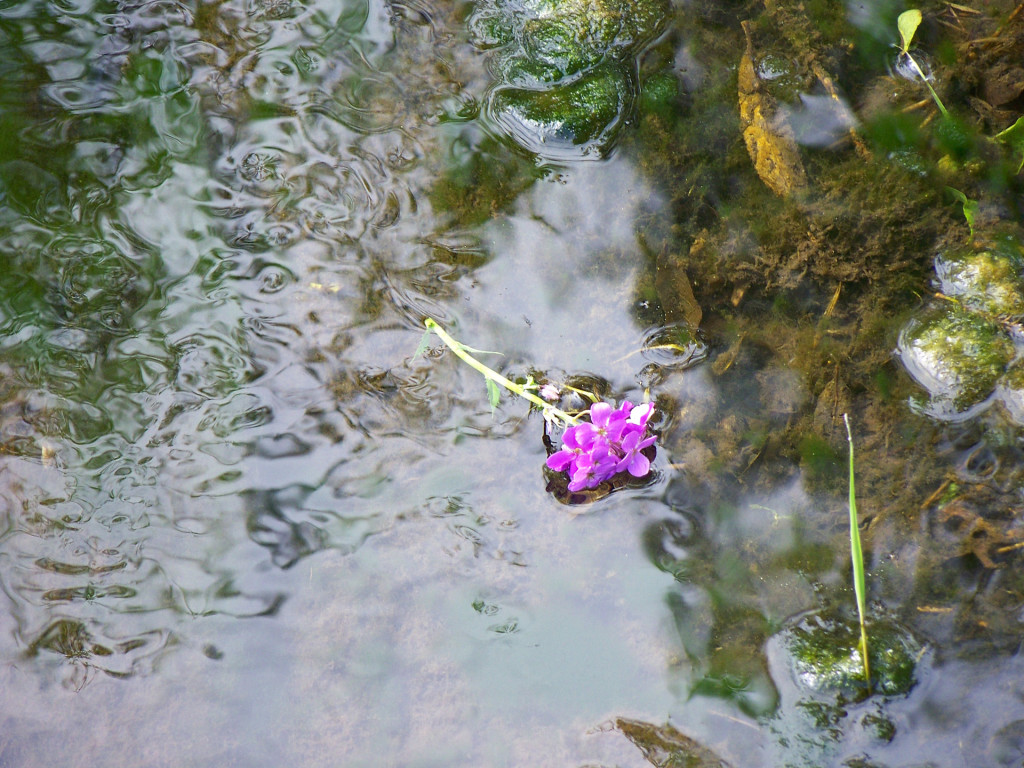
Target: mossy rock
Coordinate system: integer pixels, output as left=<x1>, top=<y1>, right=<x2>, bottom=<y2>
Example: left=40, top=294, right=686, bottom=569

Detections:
left=467, top=9, right=517, bottom=49
left=472, top=0, right=667, bottom=81
left=499, top=52, right=571, bottom=90
left=519, top=16, right=613, bottom=81
left=782, top=612, right=921, bottom=699
left=470, top=0, right=669, bottom=158
left=489, top=65, right=630, bottom=157
left=515, top=0, right=668, bottom=63
left=896, top=305, right=1014, bottom=417
left=934, top=238, right=1024, bottom=319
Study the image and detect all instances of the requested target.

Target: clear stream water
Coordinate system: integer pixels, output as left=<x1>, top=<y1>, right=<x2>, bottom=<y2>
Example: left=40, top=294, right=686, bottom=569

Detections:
left=1, top=0, right=1024, bottom=765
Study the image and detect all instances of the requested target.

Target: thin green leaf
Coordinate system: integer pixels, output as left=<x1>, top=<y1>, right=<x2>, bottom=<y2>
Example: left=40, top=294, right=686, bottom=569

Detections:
left=897, top=9, right=922, bottom=54
left=995, top=115, right=1024, bottom=142
left=413, top=328, right=433, bottom=358
left=995, top=116, right=1024, bottom=173
left=893, top=10, right=949, bottom=118
left=486, top=378, right=501, bottom=410
left=947, top=187, right=978, bottom=239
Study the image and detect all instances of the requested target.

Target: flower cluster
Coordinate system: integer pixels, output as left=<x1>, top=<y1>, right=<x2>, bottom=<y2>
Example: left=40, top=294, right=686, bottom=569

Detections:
left=546, top=401, right=657, bottom=492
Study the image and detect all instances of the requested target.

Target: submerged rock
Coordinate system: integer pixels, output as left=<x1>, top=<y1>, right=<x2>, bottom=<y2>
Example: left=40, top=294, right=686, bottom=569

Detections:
left=471, top=0, right=669, bottom=158
left=781, top=612, right=921, bottom=699
left=616, top=718, right=732, bottom=767
left=489, top=65, right=630, bottom=159
left=996, top=359, right=1024, bottom=423
left=738, top=20, right=808, bottom=198
left=896, top=306, right=1013, bottom=418
left=934, top=236, right=1024, bottom=318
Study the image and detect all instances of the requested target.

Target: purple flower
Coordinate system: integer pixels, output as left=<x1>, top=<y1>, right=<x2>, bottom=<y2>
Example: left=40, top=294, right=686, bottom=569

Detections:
left=615, top=427, right=657, bottom=477
left=546, top=424, right=590, bottom=472
left=568, top=446, right=618, bottom=491
left=575, top=402, right=627, bottom=445
left=547, top=399, right=658, bottom=492
left=627, top=402, right=655, bottom=429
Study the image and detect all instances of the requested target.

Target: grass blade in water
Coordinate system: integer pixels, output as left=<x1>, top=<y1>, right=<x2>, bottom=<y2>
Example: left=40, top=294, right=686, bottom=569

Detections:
left=843, top=413, right=870, bottom=685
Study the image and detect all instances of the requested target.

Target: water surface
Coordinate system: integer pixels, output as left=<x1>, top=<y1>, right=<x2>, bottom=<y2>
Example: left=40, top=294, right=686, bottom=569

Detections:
left=2, top=0, right=1024, bottom=765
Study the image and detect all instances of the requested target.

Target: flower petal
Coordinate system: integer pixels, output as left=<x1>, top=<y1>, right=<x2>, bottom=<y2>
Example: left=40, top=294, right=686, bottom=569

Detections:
left=629, top=402, right=655, bottom=427
left=589, top=402, right=613, bottom=426
left=546, top=450, right=575, bottom=472
left=625, top=452, right=651, bottom=477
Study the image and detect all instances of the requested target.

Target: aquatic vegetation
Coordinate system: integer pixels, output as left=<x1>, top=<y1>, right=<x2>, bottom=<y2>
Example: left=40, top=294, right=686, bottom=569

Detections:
left=843, top=414, right=869, bottom=685
left=420, top=318, right=658, bottom=495
left=887, top=10, right=1024, bottom=422
left=893, top=8, right=1024, bottom=173
left=420, top=317, right=578, bottom=425
left=947, top=187, right=978, bottom=239
left=470, top=0, right=669, bottom=158
left=995, top=116, right=1024, bottom=173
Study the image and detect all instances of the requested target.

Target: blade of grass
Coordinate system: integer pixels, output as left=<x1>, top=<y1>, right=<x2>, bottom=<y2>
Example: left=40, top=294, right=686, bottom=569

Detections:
left=843, top=413, right=870, bottom=685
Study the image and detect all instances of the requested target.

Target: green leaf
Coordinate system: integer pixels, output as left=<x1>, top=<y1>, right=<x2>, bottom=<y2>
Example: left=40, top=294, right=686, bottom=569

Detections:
left=414, top=328, right=432, bottom=357
left=995, top=115, right=1024, bottom=173
left=486, top=378, right=501, bottom=410
left=995, top=115, right=1024, bottom=142
left=947, top=187, right=978, bottom=238
left=897, top=9, right=922, bottom=54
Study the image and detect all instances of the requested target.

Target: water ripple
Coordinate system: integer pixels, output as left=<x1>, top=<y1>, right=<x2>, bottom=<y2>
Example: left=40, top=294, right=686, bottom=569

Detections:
left=0, top=0, right=501, bottom=697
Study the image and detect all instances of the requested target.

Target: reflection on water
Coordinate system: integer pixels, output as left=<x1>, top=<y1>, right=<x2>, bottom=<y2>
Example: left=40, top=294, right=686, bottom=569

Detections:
left=1, top=0, right=1024, bottom=765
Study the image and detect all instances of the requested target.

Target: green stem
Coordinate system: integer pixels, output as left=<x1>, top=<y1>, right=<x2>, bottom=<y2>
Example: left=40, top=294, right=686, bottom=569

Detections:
left=843, top=413, right=871, bottom=686
left=905, top=52, right=949, bottom=118
left=425, top=317, right=579, bottom=425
